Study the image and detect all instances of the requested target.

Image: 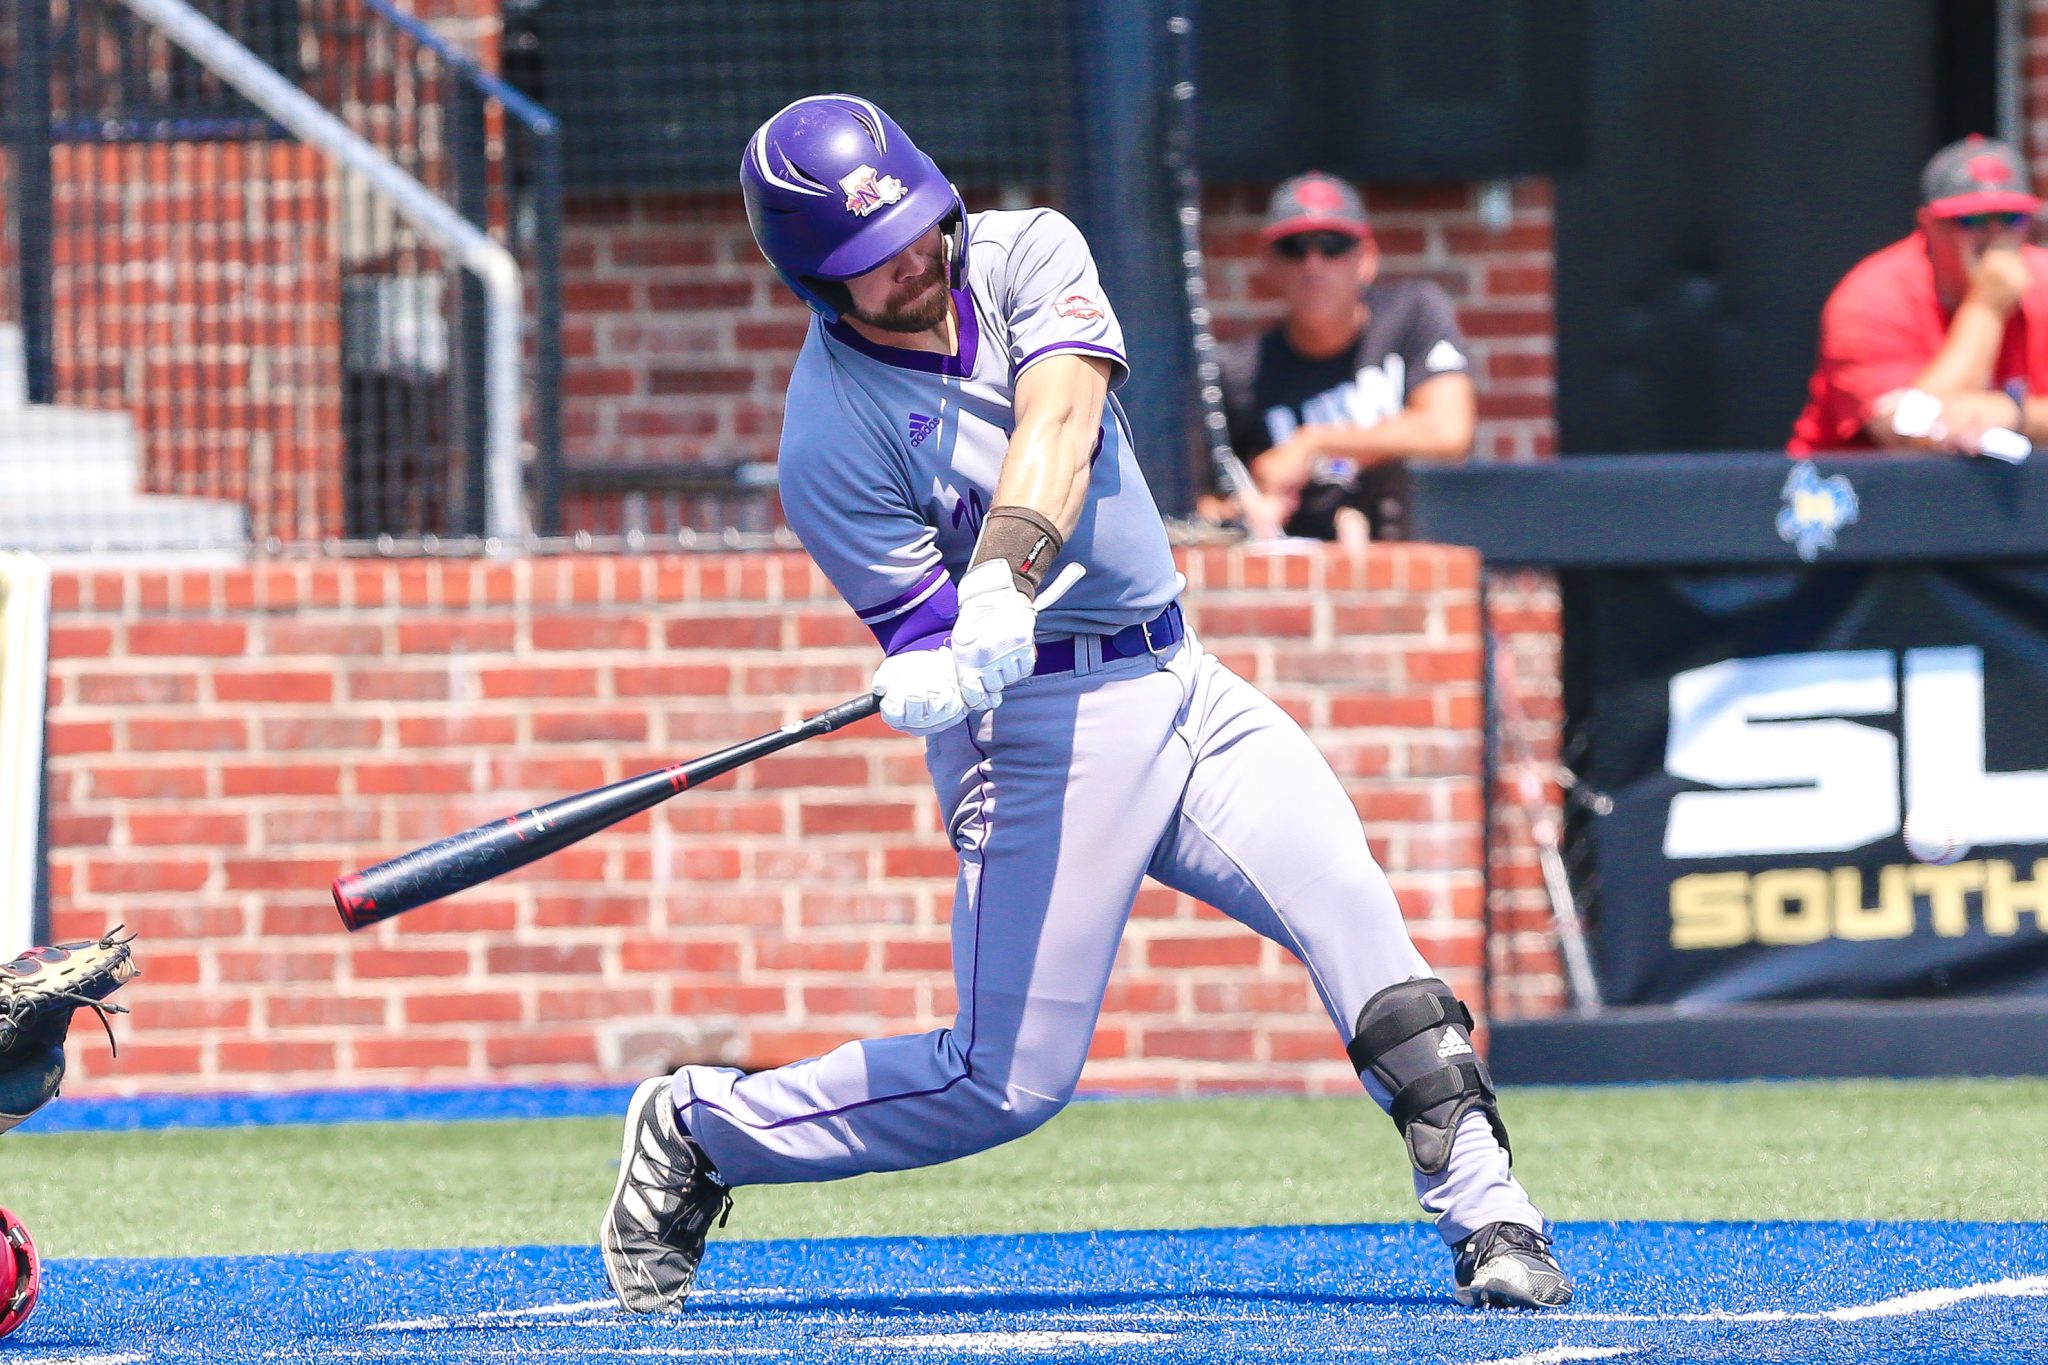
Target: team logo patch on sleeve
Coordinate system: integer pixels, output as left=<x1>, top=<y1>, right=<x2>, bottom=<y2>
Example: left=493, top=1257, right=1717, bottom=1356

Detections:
left=1054, top=294, right=1104, bottom=320
left=839, top=164, right=908, bottom=216
left=1424, top=339, right=1466, bottom=372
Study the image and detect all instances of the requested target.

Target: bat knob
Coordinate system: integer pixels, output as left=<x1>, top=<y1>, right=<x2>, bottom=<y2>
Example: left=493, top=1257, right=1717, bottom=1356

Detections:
left=332, top=875, right=375, bottom=932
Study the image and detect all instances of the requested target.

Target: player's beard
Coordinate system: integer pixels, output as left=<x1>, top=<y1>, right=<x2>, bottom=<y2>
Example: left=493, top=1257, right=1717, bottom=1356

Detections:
left=846, top=256, right=950, bottom=334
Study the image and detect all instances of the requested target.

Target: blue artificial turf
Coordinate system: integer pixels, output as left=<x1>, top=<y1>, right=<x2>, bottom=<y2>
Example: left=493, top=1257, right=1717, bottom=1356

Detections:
left=20, top=1082, right=1171, bottom=1134
left=14, top=1082, right=646, bottom=1133
left=9, top=1220, right=2044, bottom=1363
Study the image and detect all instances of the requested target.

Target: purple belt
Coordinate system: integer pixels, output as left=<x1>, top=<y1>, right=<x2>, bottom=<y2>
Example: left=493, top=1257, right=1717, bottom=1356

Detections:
left=1031, top=603, right=1184, bottom=676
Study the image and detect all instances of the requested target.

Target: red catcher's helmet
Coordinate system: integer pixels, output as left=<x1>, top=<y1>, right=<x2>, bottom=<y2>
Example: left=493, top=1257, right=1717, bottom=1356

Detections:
left=0, top=1208, right=40, bottom=1337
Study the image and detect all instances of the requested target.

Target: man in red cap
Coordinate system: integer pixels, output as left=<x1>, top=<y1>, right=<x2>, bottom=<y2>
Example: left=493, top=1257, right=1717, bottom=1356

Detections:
left=1789, top=135, right=2048, bottom=455
left=1211, top=171, right=1476, bottom=544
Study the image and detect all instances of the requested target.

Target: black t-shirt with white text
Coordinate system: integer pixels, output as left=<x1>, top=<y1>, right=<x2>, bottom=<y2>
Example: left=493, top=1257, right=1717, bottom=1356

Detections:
left=1218, top=279, right=1469, bottom=537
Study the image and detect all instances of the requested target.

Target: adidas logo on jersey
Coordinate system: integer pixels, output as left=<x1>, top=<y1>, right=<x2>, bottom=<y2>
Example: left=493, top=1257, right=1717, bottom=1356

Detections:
left=907, top=412, right=942, bottom=447
left=1436, top=1032, right=1474, bottom=1060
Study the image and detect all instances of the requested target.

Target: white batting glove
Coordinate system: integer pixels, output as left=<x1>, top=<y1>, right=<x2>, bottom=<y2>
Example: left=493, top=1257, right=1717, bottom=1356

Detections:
left=871, top=647, right=969, bottom=737
left=951, top=560, right=1040, bottom=710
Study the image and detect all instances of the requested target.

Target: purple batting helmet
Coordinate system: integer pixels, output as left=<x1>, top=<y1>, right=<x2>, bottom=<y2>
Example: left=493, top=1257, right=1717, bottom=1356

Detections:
left=740, top=94, right=968, bottom=322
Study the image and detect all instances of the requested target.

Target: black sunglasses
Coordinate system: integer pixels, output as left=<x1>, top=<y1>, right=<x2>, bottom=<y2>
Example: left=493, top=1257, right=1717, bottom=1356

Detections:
left=1949, top=211, right=2032, bottom=232
left=1273, top=230, right=1362, bottom=260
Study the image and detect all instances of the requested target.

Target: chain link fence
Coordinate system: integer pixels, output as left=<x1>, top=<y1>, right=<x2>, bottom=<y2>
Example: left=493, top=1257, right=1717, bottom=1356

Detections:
left=0, top=0, right=560, bottom=559
left=0, top=1, right=1312, bottom=556
left=499, top=0, right=1081, bottom=540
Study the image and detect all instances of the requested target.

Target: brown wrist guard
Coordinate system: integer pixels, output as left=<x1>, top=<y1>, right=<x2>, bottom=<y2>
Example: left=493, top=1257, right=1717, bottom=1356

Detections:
left=969, top=506, right=1064, bottom=597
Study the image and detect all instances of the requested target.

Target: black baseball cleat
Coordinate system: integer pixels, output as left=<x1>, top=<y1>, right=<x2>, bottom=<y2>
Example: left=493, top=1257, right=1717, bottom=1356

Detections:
left=599, top=1075, right=733, bottom=1312
left=1453, top=1221, right=1573, bottom=1309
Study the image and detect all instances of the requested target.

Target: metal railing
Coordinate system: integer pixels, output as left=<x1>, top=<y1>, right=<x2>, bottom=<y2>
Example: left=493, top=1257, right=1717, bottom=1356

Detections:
left=0, top=0, right=560, bottom=555
left=353, top=0, right=564, bottom=539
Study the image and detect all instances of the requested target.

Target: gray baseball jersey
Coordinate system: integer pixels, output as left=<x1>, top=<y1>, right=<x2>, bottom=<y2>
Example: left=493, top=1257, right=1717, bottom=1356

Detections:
left=673, top=203, right=1549, bottom=1254
left=776, top=209, right=1181, bottom=647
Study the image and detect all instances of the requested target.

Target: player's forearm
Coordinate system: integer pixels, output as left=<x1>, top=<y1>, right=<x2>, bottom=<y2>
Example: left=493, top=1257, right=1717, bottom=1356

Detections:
left=1297, top=408, right=1474, bottom=466
left=993, top=355, right=1112, bottom=538
left=993, top=414, right=1094, bottom=534
left=1912, top=299, right=2006, bottom=394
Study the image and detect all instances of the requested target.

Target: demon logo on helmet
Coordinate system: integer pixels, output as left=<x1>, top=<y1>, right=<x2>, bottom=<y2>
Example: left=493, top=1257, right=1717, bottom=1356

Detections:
left=839, top=164, right=908, bottom=217
left=741, top=95, right=968, bottom=321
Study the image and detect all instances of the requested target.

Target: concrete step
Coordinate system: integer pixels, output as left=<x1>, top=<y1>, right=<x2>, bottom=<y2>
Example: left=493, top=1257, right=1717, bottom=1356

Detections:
left=0, top=325, right=22, bottom=411
left=0, top=493, right=249, bottom=560
left=0, top=394, right=247, bottom=558
left=0, top=406, right=140, bottom=498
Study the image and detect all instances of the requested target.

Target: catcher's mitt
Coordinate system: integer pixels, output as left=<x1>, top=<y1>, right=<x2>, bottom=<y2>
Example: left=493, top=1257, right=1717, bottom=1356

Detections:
left=0, top=929, right=138, bottom=1135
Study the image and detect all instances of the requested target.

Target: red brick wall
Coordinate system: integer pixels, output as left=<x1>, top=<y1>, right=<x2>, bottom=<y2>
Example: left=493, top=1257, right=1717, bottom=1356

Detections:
left=558, top=191, right=786, bottom=478
left=555, top=177, right=1557, bottom=512
left=43, top=545, right=1489, bottom=1096
left=49, top=142, right=345, bottom=541
left=4, top=0, right=504, bottom=545
left=1200, top=180, right=1557, bottom=463
left=2029, top=0, right=2048, bottom=183
left=1483, top=571, right=1566, bottom=1017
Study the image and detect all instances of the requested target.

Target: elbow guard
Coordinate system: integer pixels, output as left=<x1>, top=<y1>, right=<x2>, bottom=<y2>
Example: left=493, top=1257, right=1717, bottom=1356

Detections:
left=1348, top=978, right=1509, bottom=1176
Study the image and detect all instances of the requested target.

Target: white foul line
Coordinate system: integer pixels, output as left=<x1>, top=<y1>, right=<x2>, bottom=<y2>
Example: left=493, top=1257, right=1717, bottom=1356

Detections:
left=1827, top=1274, right=2048, bottom=1321
left=368, top=1284, right=994, bottom=1331
left=370, top=1297, right=617, bottom=1331
left=360, top=1269, right=2048, bottom=1360
left=1537, top=1273, right=2048, bottom=1325
left=1454, top=1277, right=2048, bottom=1365
left=848, top=1332, right=1174, bottom=1353
left=313, top=1349, right=781, bottom=1360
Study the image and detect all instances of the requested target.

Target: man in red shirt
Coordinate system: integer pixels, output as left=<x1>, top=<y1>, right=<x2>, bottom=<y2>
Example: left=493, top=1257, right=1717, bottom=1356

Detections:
left=1789, top=135, right=2048, bottom=456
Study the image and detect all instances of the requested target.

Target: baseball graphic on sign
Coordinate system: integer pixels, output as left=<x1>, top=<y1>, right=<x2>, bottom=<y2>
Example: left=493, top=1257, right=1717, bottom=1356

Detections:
left=1903, top=800, right=1974, bottom=866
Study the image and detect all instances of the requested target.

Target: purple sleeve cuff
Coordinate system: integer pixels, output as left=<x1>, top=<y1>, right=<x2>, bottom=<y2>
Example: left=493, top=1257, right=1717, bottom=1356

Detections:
left=871, top=576, right=959, bottom=655
left=1015, top=340, right=1131, bottom=390
left=887, top=623, right=953, bottom=655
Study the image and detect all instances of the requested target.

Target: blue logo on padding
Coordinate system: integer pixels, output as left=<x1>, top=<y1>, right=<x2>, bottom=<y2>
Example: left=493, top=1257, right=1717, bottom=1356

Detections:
left=1776, top=463, right=1859, bottom=562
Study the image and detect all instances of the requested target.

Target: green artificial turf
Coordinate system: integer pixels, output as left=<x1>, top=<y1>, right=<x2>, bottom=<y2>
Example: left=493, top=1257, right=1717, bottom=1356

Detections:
left=10, top=1079, right=2048, bottom=1258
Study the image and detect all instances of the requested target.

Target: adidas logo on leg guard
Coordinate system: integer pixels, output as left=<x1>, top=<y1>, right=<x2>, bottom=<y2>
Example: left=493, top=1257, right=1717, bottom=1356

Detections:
left=1347, top=979, right=1509, bottom=1177
left=599, top=1076, right=732, bottom=1313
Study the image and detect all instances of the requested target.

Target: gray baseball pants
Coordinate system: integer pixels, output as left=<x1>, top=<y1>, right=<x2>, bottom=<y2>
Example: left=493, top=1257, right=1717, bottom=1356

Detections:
left=672, top=629, right=1544, bottom=1244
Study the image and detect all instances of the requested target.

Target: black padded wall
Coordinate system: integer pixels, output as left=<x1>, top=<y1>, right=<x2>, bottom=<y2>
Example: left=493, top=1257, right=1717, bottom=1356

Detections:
left=1555, top=0, right=2000, bottom=455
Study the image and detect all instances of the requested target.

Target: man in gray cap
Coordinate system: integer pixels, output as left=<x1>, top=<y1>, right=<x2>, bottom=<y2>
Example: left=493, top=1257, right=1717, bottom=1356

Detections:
left=1790, top=135, right=2047, bottom=456
left=1213, top=171, right=1477, bottom=544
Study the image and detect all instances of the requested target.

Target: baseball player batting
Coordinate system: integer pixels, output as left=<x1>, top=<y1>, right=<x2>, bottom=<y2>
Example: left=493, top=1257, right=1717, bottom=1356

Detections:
left=599, top=94, right=1571, bottom=1314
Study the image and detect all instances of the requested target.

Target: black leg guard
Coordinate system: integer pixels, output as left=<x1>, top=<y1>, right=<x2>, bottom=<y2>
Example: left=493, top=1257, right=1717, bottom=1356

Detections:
left=1347, top=979, right=1509, bottom=1176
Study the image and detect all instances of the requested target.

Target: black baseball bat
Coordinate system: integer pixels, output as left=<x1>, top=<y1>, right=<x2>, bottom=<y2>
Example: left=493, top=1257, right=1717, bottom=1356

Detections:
left=332, top=693, right=880, bottom=931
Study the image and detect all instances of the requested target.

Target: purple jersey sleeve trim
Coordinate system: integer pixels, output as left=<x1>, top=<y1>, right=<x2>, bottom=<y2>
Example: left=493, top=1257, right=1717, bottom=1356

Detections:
left=855, top=565, right=948, bottom=625
left=872, top=579, right=959, bottom=655
left=823, top=289, right=981, bottom=377
left=1014, top=340, right=1130, bottom=388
